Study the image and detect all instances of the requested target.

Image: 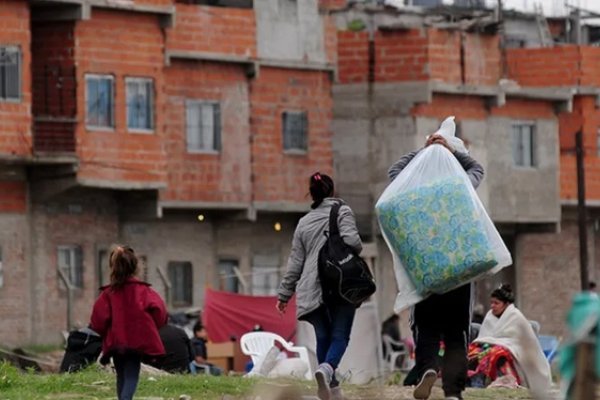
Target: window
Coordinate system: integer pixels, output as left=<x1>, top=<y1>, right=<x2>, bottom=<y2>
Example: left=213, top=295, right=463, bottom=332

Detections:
left=0, top=46, right=20, bottom=101
left=512, top=123, right=535, bottom=167
left=168, top=261, right=192, bottom=306
left=186, top=101, right=221, bottom=152
left=251, top=255, right=280, bottom=296
left=58, top=246, right=83, bottom=289
left=282, top=111, right=308, bottom=152
left=126, top=78, right=154, bottom=131
left=218, top=259, right=239, bottom=293
left=97, top=249, right=109, bottom=288
left=85, top=75, right=114, bottom=128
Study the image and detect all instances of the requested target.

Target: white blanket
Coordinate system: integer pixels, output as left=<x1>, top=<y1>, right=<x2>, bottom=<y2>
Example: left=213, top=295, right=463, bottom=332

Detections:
left=475, top=304, right=552, bottom=399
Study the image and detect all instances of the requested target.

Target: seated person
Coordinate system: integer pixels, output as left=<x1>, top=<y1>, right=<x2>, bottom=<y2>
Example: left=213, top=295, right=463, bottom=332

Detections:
left=149, top=323, right=194, bottom=373
left=190, top=322, right=222, bottom=376
left=468, top=284, right=552, bottom=398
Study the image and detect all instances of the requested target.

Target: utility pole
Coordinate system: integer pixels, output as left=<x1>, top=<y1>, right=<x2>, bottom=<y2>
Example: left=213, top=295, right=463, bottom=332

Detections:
left=576, top=131, right=589, bottom=291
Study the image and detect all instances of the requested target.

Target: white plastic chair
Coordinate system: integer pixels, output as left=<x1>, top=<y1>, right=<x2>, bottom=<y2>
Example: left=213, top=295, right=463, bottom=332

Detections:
left=240, top=332, right=312, bottom=380
left=382, top=334, right=409, bottom=372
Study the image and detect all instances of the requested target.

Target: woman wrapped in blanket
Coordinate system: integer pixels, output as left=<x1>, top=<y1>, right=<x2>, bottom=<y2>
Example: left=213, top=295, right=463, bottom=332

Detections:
left=468, top=284, right=552, bottom=398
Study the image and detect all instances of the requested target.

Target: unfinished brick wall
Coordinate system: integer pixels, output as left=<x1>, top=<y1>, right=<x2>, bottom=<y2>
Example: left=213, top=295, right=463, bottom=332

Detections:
left=0, top=181, right=27, bottom=213
left=0, top=213, right=30, bottom=346
left=412, top=94, right=488, bottom=120
left=337, top=31, right=369, bottom=84
left=428, top=29, right=461, bottom=84
left=560, top=96, right=600, bottom=201
left=75, top=9, right=167, bottom=185
left=375, top=29, right=429, bottom=82
left=30, top=190, right=119, bottom=343
left=0, top=0, right=32, bottom=157
left=167, top=4, right=256, bottom=58
left=250, top=67, right=333, bottom=204
left=162, top=60, right=252, bottom=204
left=506, top=46, right=580, bottom=86
left=464, top=33, right=501, bottom=86
left=31, top=21, right=77, bottom=153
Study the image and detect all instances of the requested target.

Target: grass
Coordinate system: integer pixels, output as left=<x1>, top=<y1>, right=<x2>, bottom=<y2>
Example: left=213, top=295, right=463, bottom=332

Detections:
left=0, top=362, right=254, bottom=400
left=0, top=362, right=544, bottom=400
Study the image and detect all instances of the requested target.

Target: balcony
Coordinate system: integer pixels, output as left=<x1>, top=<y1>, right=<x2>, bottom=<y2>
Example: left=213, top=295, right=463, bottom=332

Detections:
left=33, top=65, right=77, bottom=154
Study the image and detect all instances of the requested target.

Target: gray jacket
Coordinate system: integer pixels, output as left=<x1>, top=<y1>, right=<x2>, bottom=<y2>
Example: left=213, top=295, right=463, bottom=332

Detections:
left=278, top=198, right=362, bottom=319
left=388, top=149, right=485, bottom=189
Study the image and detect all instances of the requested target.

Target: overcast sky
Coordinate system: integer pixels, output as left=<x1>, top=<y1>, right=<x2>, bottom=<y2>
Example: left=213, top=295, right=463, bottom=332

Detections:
left=442, top=0, right=600, bottom=16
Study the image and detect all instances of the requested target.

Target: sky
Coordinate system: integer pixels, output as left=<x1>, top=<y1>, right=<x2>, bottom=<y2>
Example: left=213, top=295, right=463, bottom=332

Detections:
left=442, top=0, right=600, bottom=16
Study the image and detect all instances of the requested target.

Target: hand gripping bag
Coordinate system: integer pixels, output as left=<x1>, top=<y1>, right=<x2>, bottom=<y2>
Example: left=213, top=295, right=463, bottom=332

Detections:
left=375, top=117, right=512, bottom=313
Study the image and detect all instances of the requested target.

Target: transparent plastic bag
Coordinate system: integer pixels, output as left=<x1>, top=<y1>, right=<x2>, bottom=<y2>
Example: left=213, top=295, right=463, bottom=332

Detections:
left=375, top=118, right=512, bottom=313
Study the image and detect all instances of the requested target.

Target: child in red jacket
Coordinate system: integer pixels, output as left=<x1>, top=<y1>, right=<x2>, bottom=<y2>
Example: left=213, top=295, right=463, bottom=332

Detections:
left=90, top=245, right=167, bottom=400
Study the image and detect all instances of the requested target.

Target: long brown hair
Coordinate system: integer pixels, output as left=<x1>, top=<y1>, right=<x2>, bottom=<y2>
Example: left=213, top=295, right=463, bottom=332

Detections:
left=109, top=244, right=138, bottom=289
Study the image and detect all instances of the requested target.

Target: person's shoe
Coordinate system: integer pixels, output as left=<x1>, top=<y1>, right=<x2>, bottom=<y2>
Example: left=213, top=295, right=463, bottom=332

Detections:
left=315, top=363, right=334, bottom=400
left=413, top=369, right=437, bottom=400
left=330, top=386, right=345, bottom=400
left=444, top=397, right=463, bottom=400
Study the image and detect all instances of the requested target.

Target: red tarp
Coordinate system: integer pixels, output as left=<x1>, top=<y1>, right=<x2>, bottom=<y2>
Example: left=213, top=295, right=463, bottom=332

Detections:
left=203, top=288, right=297, bottom=343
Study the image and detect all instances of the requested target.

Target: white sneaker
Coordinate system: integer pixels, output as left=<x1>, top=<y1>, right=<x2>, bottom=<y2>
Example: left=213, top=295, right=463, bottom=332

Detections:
left=444, top=397, right=462, bottom=400
left=315, top=363, right=333, bottom=400
left=413, top=369, right=437, bottom=400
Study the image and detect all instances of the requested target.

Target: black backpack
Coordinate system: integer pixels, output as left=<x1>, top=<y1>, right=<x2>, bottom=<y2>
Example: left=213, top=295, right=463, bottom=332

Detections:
left=318, top=201, right=376, bottom=306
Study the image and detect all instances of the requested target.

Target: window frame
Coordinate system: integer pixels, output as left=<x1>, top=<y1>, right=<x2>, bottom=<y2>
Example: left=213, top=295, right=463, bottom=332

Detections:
left=217, top=258, right=240, bottom=293
left=126, top=77, right=155, bottom=133
left=0, top=45, right=21, bottom=102
left=282, top=110, right=308, bottom=154
left=511, top=122, right=536, bottom=168
left=185, top=99, right=222, bottom=154
left=167, top=261, right=193, bottom=307
left=85, top=74, right=115, bottom=131
left=57, top=245, right=84, bottom=290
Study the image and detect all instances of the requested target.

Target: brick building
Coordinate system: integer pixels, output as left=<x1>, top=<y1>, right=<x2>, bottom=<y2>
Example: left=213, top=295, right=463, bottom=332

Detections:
left=0, top=0, right=336, bottom=346
left=329, top=3, right=598, bottom=336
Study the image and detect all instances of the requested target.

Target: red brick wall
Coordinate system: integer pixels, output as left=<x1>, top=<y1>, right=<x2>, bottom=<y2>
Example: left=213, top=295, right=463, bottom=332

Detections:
left=428, top=29, right=461, bottom=84
left=464, top=33, right=501, bottom=86
left=337, top=31, right=369, bottom=84
left=75, top=9, right=167, bottom=185
left=375, top=29, right=429, bottom=82
left=490, top=98, right=555, bottom=119
left=0, top=181, right=26, bottom=213
left=134, top=0, right=174, bottom=7
left=580, top=47, right=600, bottom=87
left=560, top=96, right=600, bottom=201
left=0, top=0, right=32, bottom=157
left=162, top=60, right=252, bottom=203
left=250, top=67, right=333, bottom=203
left=412, top=94, right=488, bottom=120
left=323, top=14, right=338, bottom=66
left=166, top=4, right=256, bottom=58
left=506, top=46, right=580, bottom=87
left=319, top=0, right=347, bottom=10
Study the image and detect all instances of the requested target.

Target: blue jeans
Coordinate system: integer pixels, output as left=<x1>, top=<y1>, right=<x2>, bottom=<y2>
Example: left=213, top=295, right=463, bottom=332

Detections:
left=189, top=361, right=222, bottom=376
left=303, top=302, right=356, bottom=385
left=113, top=354, right=141, bottom=400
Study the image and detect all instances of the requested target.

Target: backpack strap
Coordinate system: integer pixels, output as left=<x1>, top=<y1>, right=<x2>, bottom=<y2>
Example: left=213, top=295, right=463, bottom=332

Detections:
left=328, top=201, right=343, bottom=237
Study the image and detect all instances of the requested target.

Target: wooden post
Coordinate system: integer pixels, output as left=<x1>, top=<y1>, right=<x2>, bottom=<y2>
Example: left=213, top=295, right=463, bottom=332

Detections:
left=576, top=131, right=590, bottom=291
left=572, top=340, right=596, bottom=400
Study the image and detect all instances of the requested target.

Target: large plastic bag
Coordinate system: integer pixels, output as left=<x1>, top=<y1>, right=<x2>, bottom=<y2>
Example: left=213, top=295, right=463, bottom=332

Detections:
left=375, top=118, right=512, bottom=313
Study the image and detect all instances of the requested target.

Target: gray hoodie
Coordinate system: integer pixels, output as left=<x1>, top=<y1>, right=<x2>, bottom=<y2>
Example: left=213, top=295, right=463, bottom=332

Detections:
left=278, top=198, right=362, bottom=319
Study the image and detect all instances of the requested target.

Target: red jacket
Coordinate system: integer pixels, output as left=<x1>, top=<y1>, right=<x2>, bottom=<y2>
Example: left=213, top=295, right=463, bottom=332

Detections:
left=90, top=278, right=167, bottom=357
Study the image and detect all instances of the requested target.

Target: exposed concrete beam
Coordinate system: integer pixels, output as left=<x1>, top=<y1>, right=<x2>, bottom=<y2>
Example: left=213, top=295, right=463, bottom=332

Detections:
left=158, top=200, right=250, bottom=211
left=259, top=59, right=337, bottom=82
left=77, top=178, right=166, bottom=190
left=165, top=50, right=258, bottom=78
left=0, top=154, right=78, bottom=166
left=252, top=201, right=309, bottom=213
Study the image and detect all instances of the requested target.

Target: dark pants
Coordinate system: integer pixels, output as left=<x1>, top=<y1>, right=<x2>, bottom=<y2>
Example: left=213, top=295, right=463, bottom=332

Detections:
left=413, top=284, right=470, bottom=397
left=303, top=302, right=356, bottom=387
left=113, top=353, right=141, bottom=400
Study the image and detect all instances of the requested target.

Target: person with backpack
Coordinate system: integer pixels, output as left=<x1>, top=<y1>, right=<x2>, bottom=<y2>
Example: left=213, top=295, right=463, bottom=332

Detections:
left=277, top=172, right=368, bottom=400
left=388, top=133, right=484, bottom=400
left=90, top=245, right=167, bottom=400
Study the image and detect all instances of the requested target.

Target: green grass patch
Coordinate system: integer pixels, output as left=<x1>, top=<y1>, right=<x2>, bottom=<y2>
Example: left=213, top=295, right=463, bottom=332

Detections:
left=0, top=362, right=255, bottom=400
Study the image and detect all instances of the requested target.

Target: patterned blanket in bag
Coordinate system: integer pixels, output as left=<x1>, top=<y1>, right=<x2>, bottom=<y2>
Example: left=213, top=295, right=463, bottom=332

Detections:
left=377, top=177, right=497, bottom=294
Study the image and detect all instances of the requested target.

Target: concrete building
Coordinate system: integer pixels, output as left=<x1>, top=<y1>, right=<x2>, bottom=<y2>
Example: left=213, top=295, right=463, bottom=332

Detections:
left=0, top=0, right=336, bottom=346
left=327, top=1, right=595, bottom=336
